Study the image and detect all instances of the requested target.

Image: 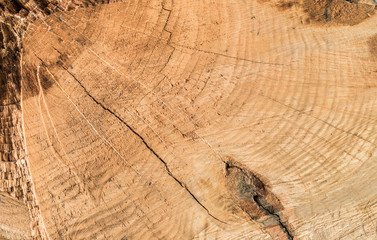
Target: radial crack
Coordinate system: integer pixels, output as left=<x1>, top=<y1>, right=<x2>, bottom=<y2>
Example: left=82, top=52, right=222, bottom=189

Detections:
left=159, top=4, right=175, bottom=73
left=253, top=195, right=293, bottom=240
left=56, top=65, right=226, bottom=224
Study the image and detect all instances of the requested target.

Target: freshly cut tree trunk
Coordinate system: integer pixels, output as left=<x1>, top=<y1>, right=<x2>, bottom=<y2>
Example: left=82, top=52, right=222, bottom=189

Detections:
left=1, top=0, right=377, bottom=239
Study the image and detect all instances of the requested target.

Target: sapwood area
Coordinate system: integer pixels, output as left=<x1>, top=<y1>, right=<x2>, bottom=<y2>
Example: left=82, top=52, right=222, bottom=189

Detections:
left=1, top=0, right=377, bottom=239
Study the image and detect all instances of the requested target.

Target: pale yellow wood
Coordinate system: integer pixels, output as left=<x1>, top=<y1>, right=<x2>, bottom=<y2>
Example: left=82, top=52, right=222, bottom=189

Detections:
left=1, top=0, right=377, bottom=239
left=0, top=193, right=31, bottom=239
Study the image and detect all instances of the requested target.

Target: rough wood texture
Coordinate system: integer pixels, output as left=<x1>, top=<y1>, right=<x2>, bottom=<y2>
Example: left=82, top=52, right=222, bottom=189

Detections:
left=0, top=193, right=32, bottom=239
left=1, top=0, right=377, bottom=239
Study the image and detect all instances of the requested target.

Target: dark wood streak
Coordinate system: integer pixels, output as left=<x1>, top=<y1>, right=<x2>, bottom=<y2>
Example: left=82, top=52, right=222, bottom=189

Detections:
left=224, top=158, right=294, bottom=239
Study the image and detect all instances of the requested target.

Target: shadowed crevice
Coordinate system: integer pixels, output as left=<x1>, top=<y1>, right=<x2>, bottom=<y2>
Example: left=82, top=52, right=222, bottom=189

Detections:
left=42, top=61, right=227, bottom=224
left=253, top=195, right=293, bottom=240
left=224, top=159, right=294, bottom=239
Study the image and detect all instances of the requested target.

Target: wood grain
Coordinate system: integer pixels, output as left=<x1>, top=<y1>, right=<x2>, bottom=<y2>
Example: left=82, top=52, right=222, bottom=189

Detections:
left=1, top=0, right=377, bottom=239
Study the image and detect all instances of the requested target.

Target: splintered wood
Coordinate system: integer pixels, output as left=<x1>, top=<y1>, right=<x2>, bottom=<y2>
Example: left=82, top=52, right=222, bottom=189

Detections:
left=1, top=0, right=377, bottom=239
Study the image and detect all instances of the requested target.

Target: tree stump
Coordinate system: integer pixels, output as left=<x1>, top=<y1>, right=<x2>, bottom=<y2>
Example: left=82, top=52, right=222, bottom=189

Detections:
left=1, top=0, right=377, bottom=239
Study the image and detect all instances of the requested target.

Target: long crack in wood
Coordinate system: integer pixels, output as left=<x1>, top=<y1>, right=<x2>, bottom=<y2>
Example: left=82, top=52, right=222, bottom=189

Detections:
left=253, top=195, right=294, bottom=240
left=55, top=64, right=226, bottom=224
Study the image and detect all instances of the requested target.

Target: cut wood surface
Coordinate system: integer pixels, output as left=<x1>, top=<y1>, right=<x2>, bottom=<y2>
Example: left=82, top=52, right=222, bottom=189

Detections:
left=1, top=0, right=377, bottom=239
left=0, top=193, right=31, bottom=239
